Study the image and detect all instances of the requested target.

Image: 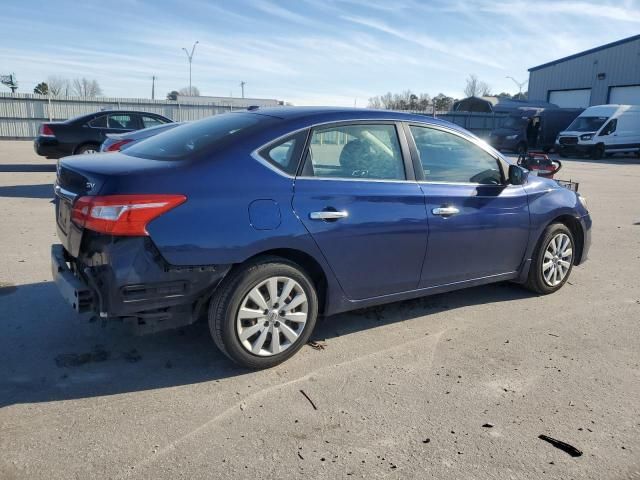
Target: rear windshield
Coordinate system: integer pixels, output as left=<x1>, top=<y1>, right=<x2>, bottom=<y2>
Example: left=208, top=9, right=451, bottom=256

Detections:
left=125, top=113, right=268, bottom=160
left=566, top=116, right=608, bottom=132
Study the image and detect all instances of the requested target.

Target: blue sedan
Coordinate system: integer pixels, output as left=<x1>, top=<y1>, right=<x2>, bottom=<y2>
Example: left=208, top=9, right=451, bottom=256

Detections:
left=51, top=107, right=591, bottom=368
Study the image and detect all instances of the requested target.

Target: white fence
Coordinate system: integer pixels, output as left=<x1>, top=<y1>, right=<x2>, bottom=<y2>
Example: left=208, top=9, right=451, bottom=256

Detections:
left=0, top=93, right=509, bottom=139
left=0, top=93, right=237, bottom=138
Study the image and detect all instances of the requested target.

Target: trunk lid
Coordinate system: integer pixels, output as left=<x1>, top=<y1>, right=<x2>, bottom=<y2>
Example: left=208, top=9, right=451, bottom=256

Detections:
left=55, top=158, right=111, bottom=257
left=54, top=152, right=184, bottom=257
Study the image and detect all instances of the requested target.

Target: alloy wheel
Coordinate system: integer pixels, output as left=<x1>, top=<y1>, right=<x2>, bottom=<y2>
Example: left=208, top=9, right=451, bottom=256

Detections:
left=236, top=276, right=308, bottom=356
left=542, top=233, right=573, bottom=287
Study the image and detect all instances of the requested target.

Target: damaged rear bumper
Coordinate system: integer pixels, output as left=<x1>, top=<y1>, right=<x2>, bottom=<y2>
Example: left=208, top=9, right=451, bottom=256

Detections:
left=52, top=244, right=93, bottom=313
left=51, top=237, right=231, bottom=334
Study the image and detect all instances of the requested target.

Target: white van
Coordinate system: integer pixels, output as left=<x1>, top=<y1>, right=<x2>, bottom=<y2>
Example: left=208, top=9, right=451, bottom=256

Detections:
left=556, top=105, right=640, bottom=159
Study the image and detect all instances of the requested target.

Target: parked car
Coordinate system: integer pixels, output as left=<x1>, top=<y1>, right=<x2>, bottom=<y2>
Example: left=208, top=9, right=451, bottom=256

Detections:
left=51, top=107, right=591, bottom=368
left=100, top=122, right=184, bottom=152
left=556, top=104, right=640, bottom=159
left=34, top=110, right=173, bottom=159
left=489, top=107, right=583, bottom=154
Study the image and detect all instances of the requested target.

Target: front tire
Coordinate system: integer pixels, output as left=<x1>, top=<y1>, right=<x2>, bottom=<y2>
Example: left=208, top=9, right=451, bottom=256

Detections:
left=591, top=144, right=605, bottom=160
left=209, top=257, right=318, bottom=369
left=524, top=223, right=575, bottom=294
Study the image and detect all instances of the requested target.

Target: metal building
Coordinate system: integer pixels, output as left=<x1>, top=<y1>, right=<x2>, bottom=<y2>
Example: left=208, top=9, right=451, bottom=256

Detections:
left=528, top=34, right=640, bottom=108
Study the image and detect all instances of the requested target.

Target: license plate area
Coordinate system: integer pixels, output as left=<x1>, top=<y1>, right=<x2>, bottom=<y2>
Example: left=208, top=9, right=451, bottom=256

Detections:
left=57, top=197, right=72, bottom=235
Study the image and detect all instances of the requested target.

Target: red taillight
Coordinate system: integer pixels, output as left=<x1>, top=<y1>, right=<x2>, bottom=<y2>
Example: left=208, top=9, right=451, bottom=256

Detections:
left=105, top=139, right=133, bottom=152
left=71, top=194, right=187, bottom=236
left=40, top=124, right=55, bottom=136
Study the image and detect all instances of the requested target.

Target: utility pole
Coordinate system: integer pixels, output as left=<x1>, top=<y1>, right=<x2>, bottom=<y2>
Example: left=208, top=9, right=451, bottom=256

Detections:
left=0, top=73, right=18, bottom=93
left=151, top=75, right=156, bottom=100
left=240, top=81, right=246, bottom=99
left=182, top=41, right=199, bottom=96
left=506, top=76, right=528, bottom=99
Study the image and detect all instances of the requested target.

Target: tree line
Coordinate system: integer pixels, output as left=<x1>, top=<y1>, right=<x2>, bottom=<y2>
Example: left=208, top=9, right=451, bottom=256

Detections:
left=1, top=72, right=201, bottom=100
left=368, top=74, right=526, bottom=112
left=368, top=91, right=457, bottom=112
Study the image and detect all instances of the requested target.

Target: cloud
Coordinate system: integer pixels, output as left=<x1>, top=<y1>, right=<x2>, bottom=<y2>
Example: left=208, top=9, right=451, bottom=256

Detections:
left=250, top=0, right=320, bottom=26
left=3, top=0, right=639, bottom=103
left=341, top=15, right=505, bottom=69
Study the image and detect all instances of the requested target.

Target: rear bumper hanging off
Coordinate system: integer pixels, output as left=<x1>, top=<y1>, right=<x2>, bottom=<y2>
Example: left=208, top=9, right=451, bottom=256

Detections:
left=50, top=238, right=231, bottom=334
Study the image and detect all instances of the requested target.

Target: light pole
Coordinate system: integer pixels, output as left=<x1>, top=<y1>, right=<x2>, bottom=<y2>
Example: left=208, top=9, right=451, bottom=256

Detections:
left=239, top=81, right=246, bottom=99
left=182, top=41, right=199, bottom=96
left=506, top=75, right=528, bottom=99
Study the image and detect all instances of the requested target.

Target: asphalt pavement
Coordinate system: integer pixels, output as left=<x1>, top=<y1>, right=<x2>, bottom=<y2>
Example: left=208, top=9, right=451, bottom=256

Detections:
left=0, top=141, right=639, bottom=479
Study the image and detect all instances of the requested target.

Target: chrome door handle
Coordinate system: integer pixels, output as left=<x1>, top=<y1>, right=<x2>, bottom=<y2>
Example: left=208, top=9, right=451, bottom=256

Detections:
left=309, top=210, right=349, bottom=220
left=432, top=206, right=460, bottom=216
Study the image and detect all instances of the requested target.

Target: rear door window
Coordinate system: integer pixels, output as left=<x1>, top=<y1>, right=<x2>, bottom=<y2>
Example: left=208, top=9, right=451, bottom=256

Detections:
left=302, top=124, right=405, bottom=180
left=88, top=115, right=107, bottom=128
left=108, top=114, right=137, bottom=130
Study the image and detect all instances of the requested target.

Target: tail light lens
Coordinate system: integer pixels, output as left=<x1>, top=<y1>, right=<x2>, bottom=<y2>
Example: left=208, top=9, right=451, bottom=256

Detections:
left=105, top=139, right=133, bottom=152
left=40, top=124, right=55, bottom=136
left=71, top=194, right=186, bottom=236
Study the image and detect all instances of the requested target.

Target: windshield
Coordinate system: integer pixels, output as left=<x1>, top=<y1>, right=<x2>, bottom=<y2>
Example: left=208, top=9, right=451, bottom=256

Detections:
left=501, top=116, right=527, bottom=129
left=566, top=116, right=609, bottom=132
left=125, top=113, right=269, bottom=160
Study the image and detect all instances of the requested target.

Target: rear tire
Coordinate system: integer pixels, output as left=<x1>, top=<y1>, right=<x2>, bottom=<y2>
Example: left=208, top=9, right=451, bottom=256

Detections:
left=524, top=223, right=575, bottom=295
left=75, top=143, right=100, bottom=155
left=209, top=257, right=318, bottom=369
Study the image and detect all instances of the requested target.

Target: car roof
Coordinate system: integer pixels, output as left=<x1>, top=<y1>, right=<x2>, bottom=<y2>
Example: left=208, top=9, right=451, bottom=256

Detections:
left=244, top=106, right=464, bottom=131
left=66, top=110, right=170, bottom=123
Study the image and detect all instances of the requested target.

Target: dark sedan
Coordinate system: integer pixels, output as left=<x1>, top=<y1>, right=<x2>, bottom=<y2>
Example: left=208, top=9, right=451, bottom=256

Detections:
left=34, top=110, right=173, bottom=159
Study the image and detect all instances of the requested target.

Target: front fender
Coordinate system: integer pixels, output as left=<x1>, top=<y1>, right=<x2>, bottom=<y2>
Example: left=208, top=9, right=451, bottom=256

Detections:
left=520, top=176, right=590, bottom=276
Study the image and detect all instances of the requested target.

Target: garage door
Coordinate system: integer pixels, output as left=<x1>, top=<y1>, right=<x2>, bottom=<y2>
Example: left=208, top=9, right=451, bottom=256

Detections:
left=609, top=85, right=640, bottom=105
left=549, top=89, right=592, bottom=108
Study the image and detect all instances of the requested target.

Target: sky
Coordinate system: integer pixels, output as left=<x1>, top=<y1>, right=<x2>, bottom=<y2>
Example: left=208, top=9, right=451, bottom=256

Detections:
left=2, top=0, right=639, bottom=106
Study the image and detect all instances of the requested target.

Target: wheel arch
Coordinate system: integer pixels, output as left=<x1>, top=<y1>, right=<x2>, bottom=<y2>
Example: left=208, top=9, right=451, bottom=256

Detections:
left=74, top=141, right=101, bottom=155
left=236, top=248, right=329, bottom=314
left=548, top=214, right=584, bottom=265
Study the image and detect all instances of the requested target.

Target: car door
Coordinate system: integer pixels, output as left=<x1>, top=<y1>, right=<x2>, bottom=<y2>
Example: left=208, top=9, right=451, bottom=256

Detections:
left=292, top=122, right=428, bottom=300
left=407, top=124, right=530, bottom=288
left=597, top=118, right=619, bottom=151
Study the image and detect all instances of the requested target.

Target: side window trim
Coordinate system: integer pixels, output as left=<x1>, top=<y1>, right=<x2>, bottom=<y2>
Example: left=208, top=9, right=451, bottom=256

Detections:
left=407, top=122, right=507, bottom=185
left=131, top=113, right=143, bottom=130
left=298, top=121, right=413, bottom=182
left=255, top=129, right=310, bottom=177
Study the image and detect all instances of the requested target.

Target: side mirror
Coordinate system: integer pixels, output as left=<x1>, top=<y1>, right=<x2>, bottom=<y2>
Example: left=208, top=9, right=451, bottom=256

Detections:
left=508, top=164, right=528, bottom=185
